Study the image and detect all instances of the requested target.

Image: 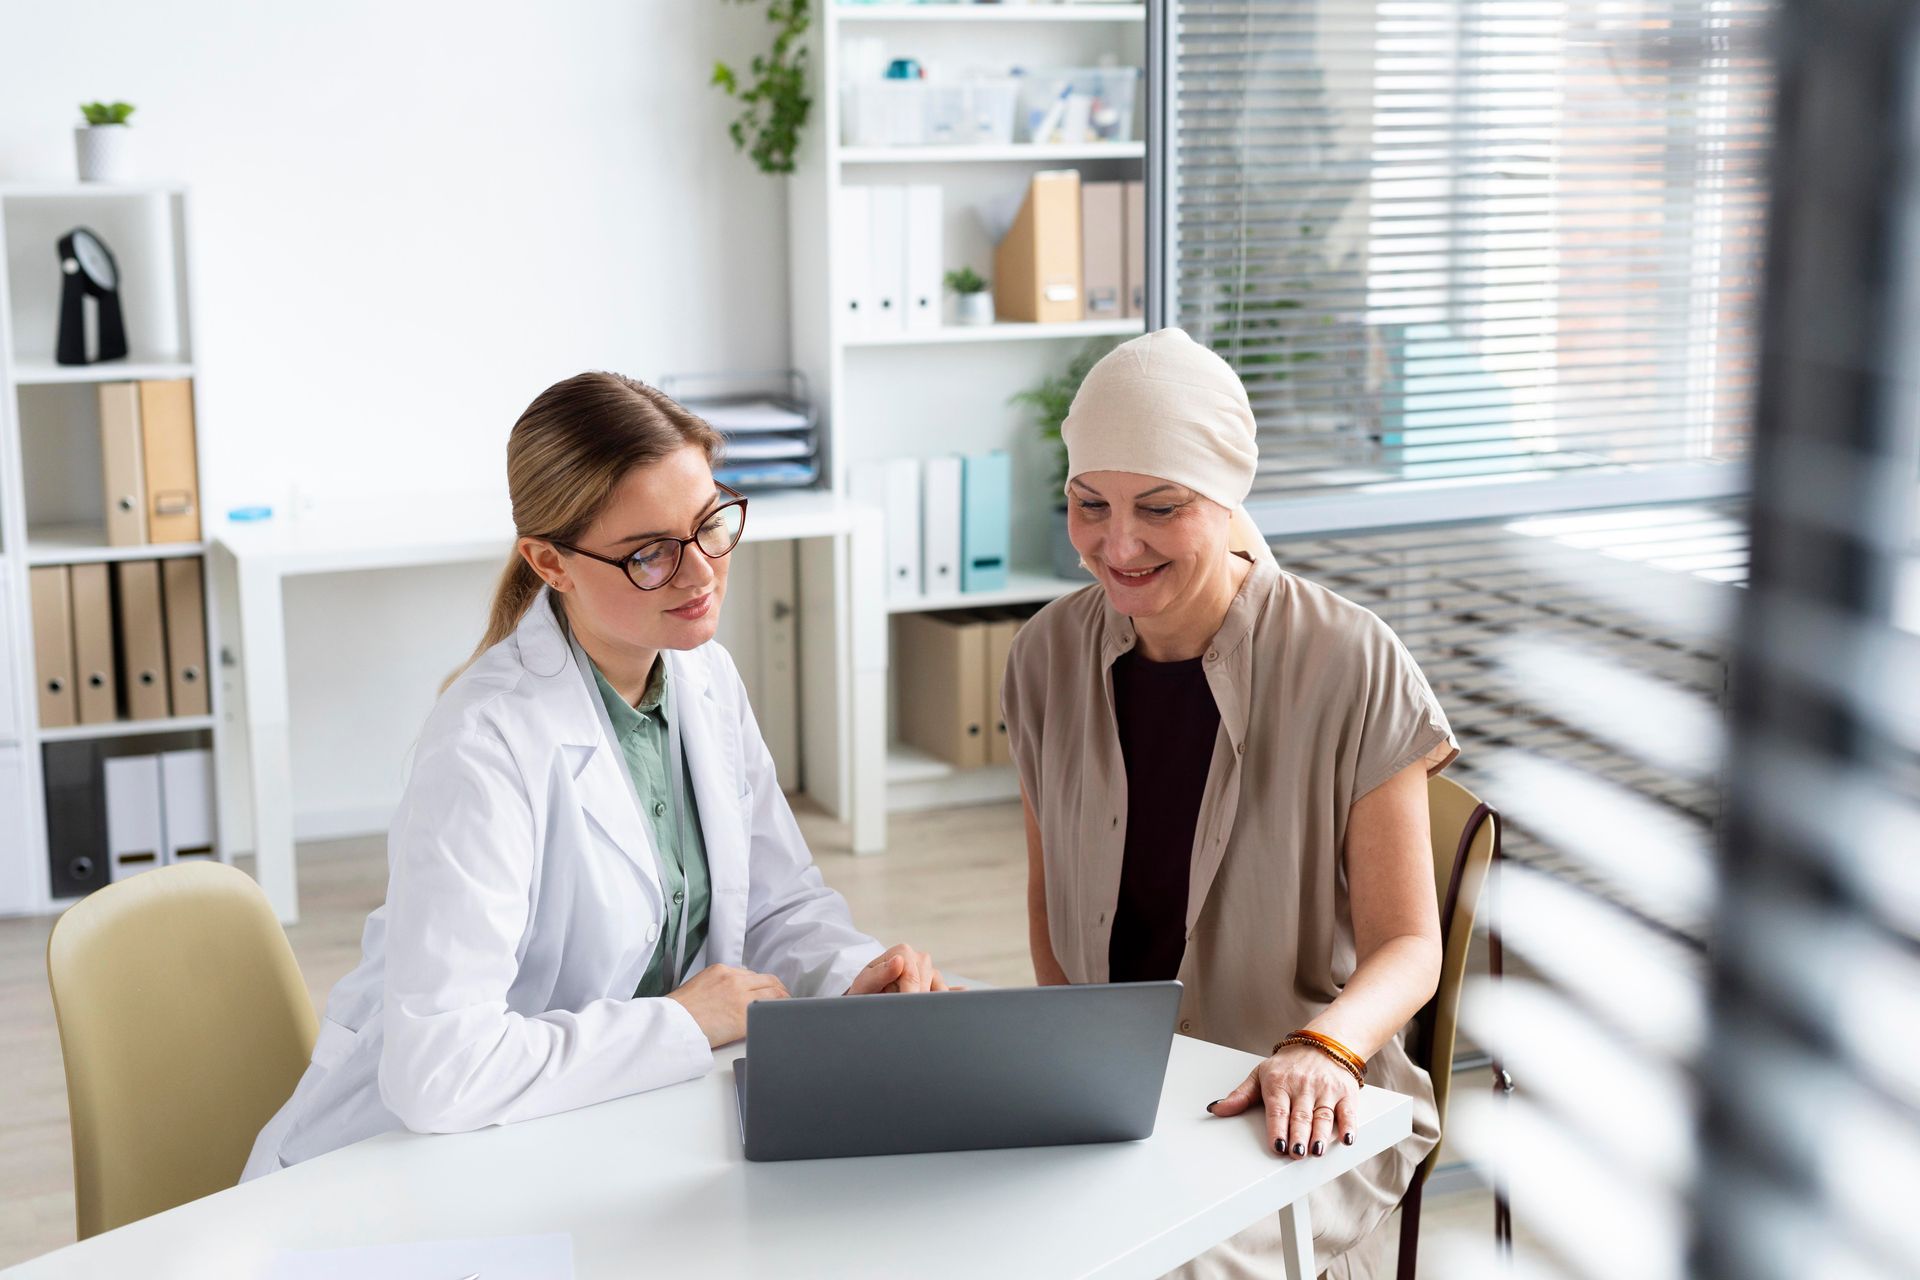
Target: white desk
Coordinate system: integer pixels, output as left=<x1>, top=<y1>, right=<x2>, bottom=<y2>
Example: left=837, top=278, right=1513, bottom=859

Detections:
left=210, top=491, right=888, bottom=923
left=3, top=1035, right=1414, bottom=1279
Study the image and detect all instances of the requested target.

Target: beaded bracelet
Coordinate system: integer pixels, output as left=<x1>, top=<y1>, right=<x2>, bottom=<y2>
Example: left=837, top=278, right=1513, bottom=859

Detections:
left=1273, top=1028, right=1367, bottom=1088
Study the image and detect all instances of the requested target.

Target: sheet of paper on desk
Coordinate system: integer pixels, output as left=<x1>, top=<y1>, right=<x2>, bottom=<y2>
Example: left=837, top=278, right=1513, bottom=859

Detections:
left=263, top=1232, right=572, bottom=1279
left=699, top=399, right=811, bottom=433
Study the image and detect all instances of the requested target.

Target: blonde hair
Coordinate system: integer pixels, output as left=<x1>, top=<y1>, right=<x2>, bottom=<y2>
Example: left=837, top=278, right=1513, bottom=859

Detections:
left=446, top=372, right=723, bottom=690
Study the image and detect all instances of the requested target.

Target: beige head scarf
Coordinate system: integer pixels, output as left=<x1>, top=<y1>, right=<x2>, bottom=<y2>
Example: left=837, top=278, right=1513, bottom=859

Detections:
left=1060, top=327, right=1274, bottom=563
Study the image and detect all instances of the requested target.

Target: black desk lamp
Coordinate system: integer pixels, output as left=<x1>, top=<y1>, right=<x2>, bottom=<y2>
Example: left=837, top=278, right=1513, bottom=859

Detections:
left=56, top=227, right=129, bottom=365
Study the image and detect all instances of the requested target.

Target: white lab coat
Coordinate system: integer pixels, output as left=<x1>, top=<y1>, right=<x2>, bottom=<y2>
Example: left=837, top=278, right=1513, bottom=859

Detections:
left=241, top=588, right=884, bottom=1180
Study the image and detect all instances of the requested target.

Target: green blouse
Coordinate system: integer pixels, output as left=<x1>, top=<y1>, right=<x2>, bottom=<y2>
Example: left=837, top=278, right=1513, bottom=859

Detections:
left=591, top=657, right=712, bottom=998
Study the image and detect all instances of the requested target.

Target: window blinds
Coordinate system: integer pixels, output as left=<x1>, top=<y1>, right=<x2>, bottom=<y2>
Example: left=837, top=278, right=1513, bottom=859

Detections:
left=1269, top=506, right=1741, bottom=1278
left=1171, top=0, right=1772, bottom=524
left=1701, top=4, right=1920, bottom=1277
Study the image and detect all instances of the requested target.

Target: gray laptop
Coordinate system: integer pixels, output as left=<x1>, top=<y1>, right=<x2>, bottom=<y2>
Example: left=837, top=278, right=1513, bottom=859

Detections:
left=733, top=981, right=1182, bottom=1162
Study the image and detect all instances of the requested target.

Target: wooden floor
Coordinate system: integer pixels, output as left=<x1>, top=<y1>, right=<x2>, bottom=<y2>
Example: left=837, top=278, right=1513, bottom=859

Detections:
left=0, top=799, right=1510, bottom=1273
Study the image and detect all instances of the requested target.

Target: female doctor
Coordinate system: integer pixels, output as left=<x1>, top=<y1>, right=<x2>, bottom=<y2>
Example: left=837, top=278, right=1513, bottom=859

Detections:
left=244, top=371, right=944, bottom=1179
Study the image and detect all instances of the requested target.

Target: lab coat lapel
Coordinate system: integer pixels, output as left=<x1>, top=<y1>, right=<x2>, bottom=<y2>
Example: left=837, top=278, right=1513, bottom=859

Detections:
left=514, top=588, right=663, bottom=896
left=669, top=649, right=748, bottom=966
left=570, top=738, right=664, bottom=897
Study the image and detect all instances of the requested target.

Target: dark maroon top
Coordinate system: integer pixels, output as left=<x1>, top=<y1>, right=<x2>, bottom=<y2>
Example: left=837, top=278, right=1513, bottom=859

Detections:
left=1107, top=647, right=1222, bottom=984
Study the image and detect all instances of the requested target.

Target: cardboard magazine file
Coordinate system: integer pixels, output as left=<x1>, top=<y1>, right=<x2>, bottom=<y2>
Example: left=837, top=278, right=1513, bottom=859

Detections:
left=993, top=170, right=1084, bottom=324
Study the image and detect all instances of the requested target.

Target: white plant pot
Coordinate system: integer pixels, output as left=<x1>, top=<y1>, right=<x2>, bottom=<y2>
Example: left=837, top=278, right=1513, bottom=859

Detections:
left=956, top=291, right=996, bottom=326
left=75, top=125, right=131, bottom=184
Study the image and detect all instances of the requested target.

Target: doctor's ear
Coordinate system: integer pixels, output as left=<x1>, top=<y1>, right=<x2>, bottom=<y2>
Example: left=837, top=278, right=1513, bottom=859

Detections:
left=518, top=538, right=574, bottom=594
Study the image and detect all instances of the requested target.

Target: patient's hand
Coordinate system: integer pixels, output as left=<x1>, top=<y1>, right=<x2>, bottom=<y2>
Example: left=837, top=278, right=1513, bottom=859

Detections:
left=844, top=943, right=952, bottom=995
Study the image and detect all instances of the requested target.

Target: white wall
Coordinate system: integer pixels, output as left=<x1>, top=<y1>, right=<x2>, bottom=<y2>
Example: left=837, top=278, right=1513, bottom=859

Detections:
left=0, top=0, right=796, bottom=838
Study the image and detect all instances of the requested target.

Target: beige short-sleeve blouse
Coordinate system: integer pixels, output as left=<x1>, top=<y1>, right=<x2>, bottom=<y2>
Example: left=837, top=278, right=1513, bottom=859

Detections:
left=1001, top=553, right=1458, bottom=1279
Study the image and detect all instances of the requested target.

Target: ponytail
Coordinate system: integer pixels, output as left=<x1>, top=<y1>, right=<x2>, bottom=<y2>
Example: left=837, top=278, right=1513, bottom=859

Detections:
left=440, top=553, right=544, bottom=694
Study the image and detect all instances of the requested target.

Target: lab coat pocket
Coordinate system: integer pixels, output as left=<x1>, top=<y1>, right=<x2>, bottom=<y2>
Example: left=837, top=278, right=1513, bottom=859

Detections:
left=310, top=1016, right=359, bottom=1071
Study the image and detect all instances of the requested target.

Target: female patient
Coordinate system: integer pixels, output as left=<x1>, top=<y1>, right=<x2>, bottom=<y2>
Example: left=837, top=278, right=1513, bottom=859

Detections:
left=245, top=372, right=942, bottom=1178
left=1002, top=330, right=1456, bottom=1278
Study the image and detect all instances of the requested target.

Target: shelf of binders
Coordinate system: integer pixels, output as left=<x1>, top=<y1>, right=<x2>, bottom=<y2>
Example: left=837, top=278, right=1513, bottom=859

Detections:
left=27, top=525, right=205, bottom=566
left=845, top=317, right=1142, bottom=347
left=10, top=356, right=194, bottom=386
left=839, top=141, right=1145, bottom=165
left=837, top=4, right=1146, bottom=23
left=38, top=714, right=217, bottom=744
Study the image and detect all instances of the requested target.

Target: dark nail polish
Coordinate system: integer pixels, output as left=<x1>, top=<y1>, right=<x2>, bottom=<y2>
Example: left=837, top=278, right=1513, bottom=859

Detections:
left=1293, top=1142, right=1305, bottom=1156
left=1312, top=1140, right=1325, bottom=1156
left=1206, top=1100, right=1221, bottom=1114
left=1274, top=1139, right=1286, bottom=1155
left=1342, top=1131, right=1354, bottom=1146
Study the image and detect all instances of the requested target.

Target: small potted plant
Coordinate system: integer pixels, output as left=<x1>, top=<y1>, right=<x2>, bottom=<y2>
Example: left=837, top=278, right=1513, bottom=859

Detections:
left=76, top=102, right=135, bottom=184
left=945, top=267, right=995, bottom=327
left=1010, top=340, right=1117, bottom=580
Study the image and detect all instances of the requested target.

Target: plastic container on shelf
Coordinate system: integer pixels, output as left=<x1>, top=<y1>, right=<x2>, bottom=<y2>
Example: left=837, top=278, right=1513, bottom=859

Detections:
left=842, top=81, right=929, bottom=147
left=925, top=79, right=1020, bottom=145
left=841, top=78, right=1021, bottom=147
left=1015, top=65, right=1139, bottom=144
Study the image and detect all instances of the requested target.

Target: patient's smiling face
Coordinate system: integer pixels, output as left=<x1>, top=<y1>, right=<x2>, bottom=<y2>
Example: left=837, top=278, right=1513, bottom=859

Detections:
left=553, top=444, right=733, bottom=669
left=1066, top=470, right=1233, bottom=622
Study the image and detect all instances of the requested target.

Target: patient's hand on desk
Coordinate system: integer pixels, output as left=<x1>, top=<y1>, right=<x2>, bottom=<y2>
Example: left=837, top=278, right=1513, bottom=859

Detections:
left=667, top=964, right=790, bottom=1048
left=844, top=943, right=956, bottom=995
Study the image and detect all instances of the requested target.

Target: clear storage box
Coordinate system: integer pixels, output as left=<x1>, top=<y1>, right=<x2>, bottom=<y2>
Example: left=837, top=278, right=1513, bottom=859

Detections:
left=1015, top=66, right=1139, bottom=144
left=841, top=78, right=1021, bottom=148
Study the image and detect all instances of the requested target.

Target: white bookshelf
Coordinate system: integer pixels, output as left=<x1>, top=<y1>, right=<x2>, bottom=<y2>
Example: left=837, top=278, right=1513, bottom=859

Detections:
left=838, top=4, right=1146, bottom=24
left=884, top=565, right=1090, bottom=614
left=0, top=182, right=228, bottom=916
left=841, top=141, right=1146, bottom=164
left=10, top=356, right=195, bottom=385
left=793, top=3, right=1148, bottom=810
left=846, top=316, right=1142, bottom=347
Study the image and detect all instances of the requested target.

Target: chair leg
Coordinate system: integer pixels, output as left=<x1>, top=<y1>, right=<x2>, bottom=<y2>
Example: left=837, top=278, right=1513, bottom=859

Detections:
left=1488, top=825, right=1513, bottom=1259
left=1397, top=1172, right=1426, bottom=1280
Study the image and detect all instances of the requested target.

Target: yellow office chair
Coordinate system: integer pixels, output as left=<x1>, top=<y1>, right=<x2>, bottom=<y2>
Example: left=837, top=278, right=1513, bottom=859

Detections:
left=1397, top=774, right=1509, bottom=1279
left=46, top=861, right=317, bottom=1238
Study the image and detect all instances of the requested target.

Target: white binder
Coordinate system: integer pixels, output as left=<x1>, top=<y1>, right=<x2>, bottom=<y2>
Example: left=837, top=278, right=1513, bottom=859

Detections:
left=922, top=455, right=963, bottom=598
left=904, top=184, right=944, bottom=330
left=868, top=184, right=908, bottom=334
left=160, top=748, right=216, bottom=862
left=883, top=457, right=924, bottom=598
left=105, top=754, right=165, bottom=881
left=851, top=459, right=924, bottom=599
left=838, top=186, right=876, bottom=339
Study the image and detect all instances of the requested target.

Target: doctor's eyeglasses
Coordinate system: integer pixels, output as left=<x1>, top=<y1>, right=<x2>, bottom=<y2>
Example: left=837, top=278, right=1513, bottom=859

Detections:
left=548, top=484, right=749, bottom=591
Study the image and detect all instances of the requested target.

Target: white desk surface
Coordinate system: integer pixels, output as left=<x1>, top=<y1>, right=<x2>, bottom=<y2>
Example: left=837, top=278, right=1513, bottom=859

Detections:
left=210, top=489, right=869, bottom=575
left=5, top=1035, right=1414, bottom=1280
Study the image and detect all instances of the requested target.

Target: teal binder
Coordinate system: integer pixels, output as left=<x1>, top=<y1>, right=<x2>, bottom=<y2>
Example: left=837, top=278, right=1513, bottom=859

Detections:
left=961, top=451, right=1011, bottom=593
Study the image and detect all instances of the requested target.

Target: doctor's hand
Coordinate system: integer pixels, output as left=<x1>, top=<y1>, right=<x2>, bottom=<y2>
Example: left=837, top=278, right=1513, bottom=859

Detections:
left=666, top=964, right=789, bottom=1048
left=843, top=943, right=953, bottom=996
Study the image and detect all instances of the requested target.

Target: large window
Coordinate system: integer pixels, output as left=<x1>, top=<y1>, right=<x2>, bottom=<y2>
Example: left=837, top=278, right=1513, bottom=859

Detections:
left=1172, top=0, right=1771, bottom=520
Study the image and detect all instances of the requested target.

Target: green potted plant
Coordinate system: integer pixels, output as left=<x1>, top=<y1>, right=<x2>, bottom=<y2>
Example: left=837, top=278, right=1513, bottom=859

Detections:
left=712, top=0, right=811, bottom=175
left=1010, top=340, right=1116, bottom=579
left=76, top=101, right=135, bottom=184
left=944, top=266, right=994, bottom=327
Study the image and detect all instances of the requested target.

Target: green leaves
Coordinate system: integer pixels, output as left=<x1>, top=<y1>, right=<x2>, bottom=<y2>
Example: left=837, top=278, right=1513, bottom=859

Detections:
left=80, top=101, right=135, bottom=126
left=711, top=0, right=812, bottom=176
left=943, top=267, right=987, bottom=295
